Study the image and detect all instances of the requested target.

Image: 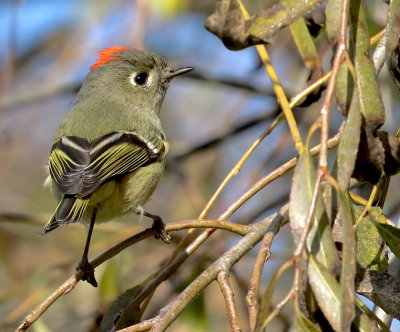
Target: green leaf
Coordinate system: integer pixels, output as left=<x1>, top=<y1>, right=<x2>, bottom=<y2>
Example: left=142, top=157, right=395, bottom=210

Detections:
left=290, top=138, right=338, bottom=271
left=308, top=255, right=341, bottom=331
left=355, top=206, right=388, bottom=272
left=289, top=144, right=316, bottom=246
left=348, top=0, right=385, bottom=179
left=337, top=92, right=361, bottom=190
left=326, top=0, right=344, bottom=44
left=249, top=0, right=324, bottom=42
left=374, top=223, right=400, bottom=259
left=289, top=18, right=320, bottom=72
left=349, top=0, right=385, bottom=128
left=308, top=208, right=339, bottom=273
left=336, top=190, right=356, bottom=331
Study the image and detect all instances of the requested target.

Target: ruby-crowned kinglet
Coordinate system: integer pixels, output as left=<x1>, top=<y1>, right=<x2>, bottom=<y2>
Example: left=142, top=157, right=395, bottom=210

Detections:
left=40, top=47, right=194, bottom=286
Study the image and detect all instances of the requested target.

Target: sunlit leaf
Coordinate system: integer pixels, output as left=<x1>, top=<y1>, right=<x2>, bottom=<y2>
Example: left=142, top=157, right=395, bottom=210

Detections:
left=249, top=0, right=324, bottom=42
left=337, top=92, right=361, bottom=190
left=326, top=0, right=344, bottom=44
left=308, top=255, right=341, bottom=331
left=308, top=209, right=339, bottom=273
left=289, top=144, right=316, bottom=245
left=355, top=206, right=388, bottom=272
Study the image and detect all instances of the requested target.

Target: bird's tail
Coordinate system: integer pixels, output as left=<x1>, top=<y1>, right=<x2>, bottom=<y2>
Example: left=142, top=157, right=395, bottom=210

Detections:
left=39, top=196, right=89, bottom=235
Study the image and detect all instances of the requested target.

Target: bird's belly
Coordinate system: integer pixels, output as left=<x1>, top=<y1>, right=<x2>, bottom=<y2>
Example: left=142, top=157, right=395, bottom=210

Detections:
left=120, top=162, right=164, bottom=213
left=87, top=181, right=124, bottom=223
left=86, top=161, right=164, bottom=223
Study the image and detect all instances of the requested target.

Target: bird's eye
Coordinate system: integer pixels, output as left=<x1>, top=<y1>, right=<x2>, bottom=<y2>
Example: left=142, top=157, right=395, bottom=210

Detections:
left=133, top=73, right=148, bottom=86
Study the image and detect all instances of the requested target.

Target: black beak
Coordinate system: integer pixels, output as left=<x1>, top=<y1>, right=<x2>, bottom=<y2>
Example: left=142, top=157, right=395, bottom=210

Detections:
left=164, top=67, right=194, bottom=80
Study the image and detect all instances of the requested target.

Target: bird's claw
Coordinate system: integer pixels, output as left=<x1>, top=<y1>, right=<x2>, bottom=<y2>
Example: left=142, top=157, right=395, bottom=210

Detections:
left=152, top=218, right=171, bottom=243
left=76, top=259, right=98, bottom=287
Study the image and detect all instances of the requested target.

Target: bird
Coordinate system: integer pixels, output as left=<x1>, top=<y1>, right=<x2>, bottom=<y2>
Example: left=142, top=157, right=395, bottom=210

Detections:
left=40, top=47, right=194, bottom=287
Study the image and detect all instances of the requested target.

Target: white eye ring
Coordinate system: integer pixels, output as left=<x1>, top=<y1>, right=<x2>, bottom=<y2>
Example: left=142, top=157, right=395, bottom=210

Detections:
left=129, top=72, right=152, bottom=86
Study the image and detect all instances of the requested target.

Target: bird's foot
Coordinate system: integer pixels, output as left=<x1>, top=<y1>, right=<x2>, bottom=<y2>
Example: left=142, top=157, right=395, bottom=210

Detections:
left=143, top=211, right=171, bottom=243
left=151, top=217, right=171, bottom=243
left=76, top=258, right=98, bottom=287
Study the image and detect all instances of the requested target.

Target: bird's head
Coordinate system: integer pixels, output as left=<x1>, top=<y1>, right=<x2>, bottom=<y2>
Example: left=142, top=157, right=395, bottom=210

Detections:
left=77, top=47, right=194, bottom=111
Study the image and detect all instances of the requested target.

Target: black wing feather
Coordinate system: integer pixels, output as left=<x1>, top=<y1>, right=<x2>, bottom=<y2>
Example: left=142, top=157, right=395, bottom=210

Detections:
left=48, top=131, right=164, bottom=197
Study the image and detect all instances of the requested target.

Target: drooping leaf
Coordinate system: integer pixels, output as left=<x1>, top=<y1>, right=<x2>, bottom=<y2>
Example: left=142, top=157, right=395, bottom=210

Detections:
left=289, top=18, right=321, bottom=73
left=350, top=0, right=385, bottom=182
left=290, top=135, right=338, bottom=271
left=334, top=63, right=354, bottom=114
left=337, top=92, right=361, bottom=190
left=326, top=0, right=344, bottom=44
left=308, top=208, right=339, bottom=273
left=349, top=0, right=385, bottom=129
left=289, top=144, right=316, bottom=246
left=205, top=0, right=324, bottom=50
left=308, top=255, right=341, bottom=331
left=336, top=190, right=356, bottom=331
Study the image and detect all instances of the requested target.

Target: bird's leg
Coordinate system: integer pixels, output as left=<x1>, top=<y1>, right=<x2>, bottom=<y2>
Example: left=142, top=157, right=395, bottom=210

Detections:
left=76, top=208, right=98, bottom=287
left=144, top=211, right=171, bottom=243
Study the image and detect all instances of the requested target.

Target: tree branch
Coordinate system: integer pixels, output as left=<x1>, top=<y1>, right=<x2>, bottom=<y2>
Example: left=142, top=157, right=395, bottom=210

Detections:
left=15, top=219, right=246, bottom=331
left=217, top=271, right=241, bottom=332
left=121, top=209, right=287, bottom=331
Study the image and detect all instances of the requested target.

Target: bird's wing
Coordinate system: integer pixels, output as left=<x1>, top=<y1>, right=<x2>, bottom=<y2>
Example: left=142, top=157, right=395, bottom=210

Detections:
left=48, top=131, right=164, bottom=197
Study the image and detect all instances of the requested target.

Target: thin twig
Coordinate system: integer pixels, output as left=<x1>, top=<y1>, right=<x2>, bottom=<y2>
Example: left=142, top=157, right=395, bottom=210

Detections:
left=246, top=220, right=281, bottom=330
left=198, top=112, right=284, bottom=219
left=237, top=0, right=304, bottom=153
left=16, top=219, right=246, bottom=331
left=122, top=210, right=287, bottom=332
left=167, top=219, right=249, bottom=236
left=117, top=318, right=154, bottom=332
left=217, top=271, right=242, bottom=332
left=219, top=132, right=341, bottom=222
left=319, top=0, right=349, bottom=169
left=16, top=229, right=156, bottom=332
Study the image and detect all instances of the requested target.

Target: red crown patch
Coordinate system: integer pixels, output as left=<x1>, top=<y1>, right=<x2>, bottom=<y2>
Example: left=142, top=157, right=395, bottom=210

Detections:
left=90, top=47, right=128, bottom=70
